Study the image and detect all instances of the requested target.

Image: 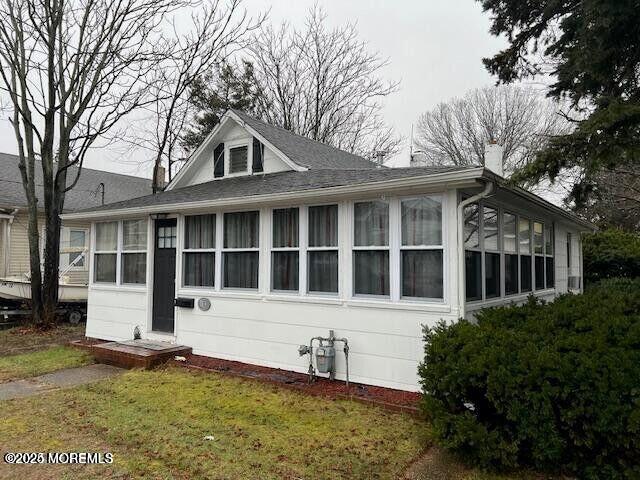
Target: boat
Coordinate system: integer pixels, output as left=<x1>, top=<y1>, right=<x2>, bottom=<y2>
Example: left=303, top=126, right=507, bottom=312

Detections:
left=0, top=276, right=88, bottom=303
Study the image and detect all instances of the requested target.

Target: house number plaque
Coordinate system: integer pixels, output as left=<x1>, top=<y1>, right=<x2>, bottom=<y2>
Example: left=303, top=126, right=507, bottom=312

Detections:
left=197, top=298, right=211, bottom=311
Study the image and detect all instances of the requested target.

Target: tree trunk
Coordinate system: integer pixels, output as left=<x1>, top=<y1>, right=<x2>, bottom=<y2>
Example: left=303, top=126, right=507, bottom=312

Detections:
left=26, top=203, right=44, bottom=323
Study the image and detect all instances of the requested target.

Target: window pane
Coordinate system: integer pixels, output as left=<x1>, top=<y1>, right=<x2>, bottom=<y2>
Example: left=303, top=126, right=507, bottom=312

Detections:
left=503, top=213, right=517, bottom=253
left=535, top=255, right=545, bottom=290
left=94, top=253, right=116, bottom=283
left=353, top=251, right=389, bottom=295
left=272, top=251, right=299, bottom=291
left=68, top=252, right=85, bottom=268
left=354, top=201, right=388, bottom=246
left=224, top=211, right=259, bottom=248
left=309, top=205, right=338, bottom=247
left=308, top=251, right=338, bottom=293
left=96, top=222, right=117, bottom=251
left=122, top=253, right=146, bottom=284
left=533, top=222, right=544, bottom=254
left=545, top=224, right=554, bottom=255
left=465, top=250, right=482, bottom=301
left=70, top=230, right=85, bottom=248
left=546, top=257, right=555, bottom=289
left=483, top=207, right=499, bottom=251
left=185, top=215, right=215, bottom=249
left=402, top=250, right=443, bottom=299
left=123, top=219, right=147, bottom=250
left=223, top=252, right=258, bottom=288
left=273, top=208, right=299, bottom=248
left=505, top=254, right=518, bottom=295
left=229, top=146, right=248, bottom=173
left=464, top=204, right=480, bottom=249
left=485, top=252, right=500, bottom=298
left=183, top=252, right=215, bottom=287
left=401, top=197, right=442, bottom=246
left=519, top=218, right=531, bottom=254
left=520, top=255, right=532, bottom=292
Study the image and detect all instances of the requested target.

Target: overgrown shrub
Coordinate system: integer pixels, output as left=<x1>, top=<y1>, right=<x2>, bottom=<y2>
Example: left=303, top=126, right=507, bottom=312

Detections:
left=583, top=229, right=640, bottom=285
left=419, top=278, right=640, bottom=479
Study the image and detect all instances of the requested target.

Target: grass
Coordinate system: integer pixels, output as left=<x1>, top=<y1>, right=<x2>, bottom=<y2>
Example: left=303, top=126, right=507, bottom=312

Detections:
left=0, top=367, right=427, bottom=479
left=0, top=324, right=85, bottom=356
left=0, top=345, right=93, bottom=382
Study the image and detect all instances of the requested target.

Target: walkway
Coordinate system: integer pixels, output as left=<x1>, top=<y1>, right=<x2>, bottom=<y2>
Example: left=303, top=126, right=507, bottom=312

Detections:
left=0, top=363, right=124, bottom=400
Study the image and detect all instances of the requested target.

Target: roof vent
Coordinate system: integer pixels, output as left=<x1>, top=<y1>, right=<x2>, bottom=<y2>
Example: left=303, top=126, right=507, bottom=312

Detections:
left=484, top=141, right=504, bottom=177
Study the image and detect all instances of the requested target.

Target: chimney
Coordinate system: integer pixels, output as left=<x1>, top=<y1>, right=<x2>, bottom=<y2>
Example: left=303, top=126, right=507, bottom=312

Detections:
left=375, top=151, right=387, bottom=167
left=154, top=165, right=167, bottom=190
left=484, top=140, right=504, bottom=176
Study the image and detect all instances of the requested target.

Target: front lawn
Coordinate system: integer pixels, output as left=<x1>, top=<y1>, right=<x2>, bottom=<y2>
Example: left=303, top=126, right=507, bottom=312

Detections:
left=0, top=345, right=93, bottom=382
left=0, top=367, right=426, bottom=479
left=0, top=324, right=85, bottom=356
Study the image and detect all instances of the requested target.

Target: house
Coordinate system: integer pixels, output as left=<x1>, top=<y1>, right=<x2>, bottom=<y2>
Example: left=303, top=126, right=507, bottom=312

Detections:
left=61, top=110, right=593, bottom=392
left=0, top=152, right=152, bottom=286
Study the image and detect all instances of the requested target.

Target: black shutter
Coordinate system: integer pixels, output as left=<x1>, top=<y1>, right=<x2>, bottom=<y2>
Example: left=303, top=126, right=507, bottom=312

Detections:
left=213, top=143, right=225, bottom=178
left=252, top=137, right=264, bottom=173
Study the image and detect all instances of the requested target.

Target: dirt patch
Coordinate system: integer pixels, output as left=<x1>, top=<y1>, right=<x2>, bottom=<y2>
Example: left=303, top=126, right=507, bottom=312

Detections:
left=174, top=353, right=421, bottom=414
left=0, top=324, right=85, bottom=356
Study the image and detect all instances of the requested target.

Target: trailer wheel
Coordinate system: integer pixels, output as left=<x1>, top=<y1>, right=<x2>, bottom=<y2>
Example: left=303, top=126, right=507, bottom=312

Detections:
left=68, top=309, right=83, bottom=324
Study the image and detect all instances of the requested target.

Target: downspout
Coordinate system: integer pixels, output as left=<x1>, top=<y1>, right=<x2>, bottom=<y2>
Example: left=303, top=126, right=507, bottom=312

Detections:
left=4, top=208, right=19, bottom=277
left=456, top=181, right=495, bottom=320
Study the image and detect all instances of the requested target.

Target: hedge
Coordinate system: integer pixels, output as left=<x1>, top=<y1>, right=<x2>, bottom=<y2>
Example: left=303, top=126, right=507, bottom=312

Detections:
left=419, top=278, right=640, bottom=479
left=583, top=229, right=640, bottom=285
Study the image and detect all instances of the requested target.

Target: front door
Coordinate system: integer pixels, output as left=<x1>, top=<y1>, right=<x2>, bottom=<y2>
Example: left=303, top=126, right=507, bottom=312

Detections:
left=152, top=218, right=177, bottom=333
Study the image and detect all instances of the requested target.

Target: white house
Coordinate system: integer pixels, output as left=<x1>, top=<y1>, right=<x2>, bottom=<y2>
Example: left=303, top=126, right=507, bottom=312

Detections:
left=61, top=110, right=593, bottom=392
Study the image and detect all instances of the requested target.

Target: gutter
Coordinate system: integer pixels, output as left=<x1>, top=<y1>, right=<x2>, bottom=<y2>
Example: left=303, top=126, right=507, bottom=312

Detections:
left=456, top=180, right=495, bottom=320
left=62, top=168, right=486, bottom=221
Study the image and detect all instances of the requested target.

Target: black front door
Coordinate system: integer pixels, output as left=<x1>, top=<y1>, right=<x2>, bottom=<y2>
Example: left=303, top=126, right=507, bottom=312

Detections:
left=152, top=218, right=177, bottom=333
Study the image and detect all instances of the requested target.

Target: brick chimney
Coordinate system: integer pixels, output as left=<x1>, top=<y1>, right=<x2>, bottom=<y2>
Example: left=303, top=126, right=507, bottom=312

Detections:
left=154, top=165, right=167, bottom=190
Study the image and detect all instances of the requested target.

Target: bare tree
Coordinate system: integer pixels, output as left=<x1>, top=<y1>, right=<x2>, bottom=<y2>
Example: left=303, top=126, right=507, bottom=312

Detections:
left=413, top=86, right=569, bottom=176
left=0, top=0, right=249, bottom=325
left=248, top=6, right=401, bottom=161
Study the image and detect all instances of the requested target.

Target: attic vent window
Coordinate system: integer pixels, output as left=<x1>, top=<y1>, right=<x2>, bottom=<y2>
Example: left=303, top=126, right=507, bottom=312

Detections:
left=229, top=146, right=248, bottom=173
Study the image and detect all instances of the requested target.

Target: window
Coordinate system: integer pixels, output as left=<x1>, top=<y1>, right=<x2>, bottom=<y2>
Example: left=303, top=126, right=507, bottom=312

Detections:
left=400, top=197, right=443, bottom=299
left=545, top=224, right=554, bottom=289
left=534, top=222, right=545, bottom=290
left=272, top=208, right=299, bottom=291
left=183, top=214, right=215, bottom=287
left=157, top=224, right=176, bottom=248
left=503, top=213, right=518, bottom=295
left=464, top=203, right=481, bottom=301
left=353, top=200, right=389, bottom=296
left=94, top=222, right=117, bottom=283
left=223, top=211, right=259, bottom=288
left=484, top=206, right=500, bottom=298
left=519, top=217, right=532, bottom=292
left=67, top=229, right=87, bottom=268
left=308, top=204, right=338, bottom=293
left=229, top=146, right=248, bottom=174
left=122, top=219, right=147, bottom=284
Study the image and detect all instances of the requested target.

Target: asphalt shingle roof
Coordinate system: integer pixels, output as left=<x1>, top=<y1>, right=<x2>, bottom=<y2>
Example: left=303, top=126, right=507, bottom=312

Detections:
left=75, top=166, right=469, bottom=213
left=231, top=109, right=380, bottom=170
left=0, top=152, right=152, bottom=212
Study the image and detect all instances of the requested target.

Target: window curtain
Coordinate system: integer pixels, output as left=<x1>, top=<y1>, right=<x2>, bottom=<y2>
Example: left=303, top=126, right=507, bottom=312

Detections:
left=122, top=253, right=146, bottom=284
left=95, top=254, right=116, bottom=282
left=224, top=252, right=259, bottom=288
left=183, top=252, right=214, bottom=287
left=96, top=222, right=117, bottom=251
left=272, top=251, right=299, bottom=290
left=309, top=205, right=338, bottom=247
left=224, top=211, right=259, bottom=248
left=123, top=219, right=147, bottom=250
left=402, top=250, right=443, bottom=298
left=354, top=201, right=388, bottom=246
left=185, top=215, right=215, bottom=249
left=273, top=208, right=298, bottom=247
left=401, top=197, right=442, bottom=246
left=353, top=251, right=389, bottom=295
left=308, top=251, right=338, bottom=293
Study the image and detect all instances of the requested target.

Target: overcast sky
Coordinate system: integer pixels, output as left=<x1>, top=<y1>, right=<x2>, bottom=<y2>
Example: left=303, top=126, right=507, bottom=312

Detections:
left=0, top=0, right=508, bottom=176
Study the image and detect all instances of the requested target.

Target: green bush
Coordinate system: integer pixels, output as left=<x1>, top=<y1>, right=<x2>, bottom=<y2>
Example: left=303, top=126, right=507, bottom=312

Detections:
left=583, top=229, right=640, bottom=285
left=419, top=278, right=640, bottom=479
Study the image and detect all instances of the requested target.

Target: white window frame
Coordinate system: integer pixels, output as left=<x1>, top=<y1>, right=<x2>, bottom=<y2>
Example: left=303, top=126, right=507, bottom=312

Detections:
left=120, top=219, right=148, bottom=285
left=225, top=138, right=253, bottom=177
left=352, top=198, right=391, bottom=299
left=222, top=209, right=260, bottom=290
left=93, top=221, right=118, bottom=284
left=61, top=227, right=89, bottom=272
left=502, top=211, right=519, bottom=297
left=182, top=214, right=217, bottom=289
left=270, top=207, right=300, bottom=293
left=482, top=204, right=501, bottom=300
left=306, top=203, right=340, bottom=297
left=398, top=195, right=445, bottom=302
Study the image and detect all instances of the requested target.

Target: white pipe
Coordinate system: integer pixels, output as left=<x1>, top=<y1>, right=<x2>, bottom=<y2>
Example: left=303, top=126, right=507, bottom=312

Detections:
left=456, top=181, right=494, bottom=320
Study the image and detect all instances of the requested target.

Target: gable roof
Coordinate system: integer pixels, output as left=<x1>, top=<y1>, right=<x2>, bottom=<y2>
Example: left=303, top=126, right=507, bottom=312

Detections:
left=0, top=152, right=152, bottom=213
left=229, top=109, right=379, bottom=171
left=66, top=166, right=470, bottom=215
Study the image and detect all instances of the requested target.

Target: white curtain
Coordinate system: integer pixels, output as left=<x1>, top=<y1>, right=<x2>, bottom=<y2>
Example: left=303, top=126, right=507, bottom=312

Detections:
left=123, top=219, right=147, bottom=250
left=309, top=205, right=338, bottom=247
left=271, top=251, right=298, bottom=290
left=185, top=215, right=215, bottom=249
left=272, top=208, right=298, bottom=248
left=96, top=222, right=117, bottom=251
left=308, top=251, right=338, bottom=293
left=354, top=201, right=388, bottom=246
left=401, top=197, right=442, bottom=246
left=224, top=211, right=259, bottom=248
left=224, top=252, right=259, bottom=288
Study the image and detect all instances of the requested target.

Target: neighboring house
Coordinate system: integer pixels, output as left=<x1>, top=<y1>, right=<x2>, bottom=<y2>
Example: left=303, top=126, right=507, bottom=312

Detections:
left=0, top=152, right=152, bottom=284
left=62, top=110, right=593, bottom=391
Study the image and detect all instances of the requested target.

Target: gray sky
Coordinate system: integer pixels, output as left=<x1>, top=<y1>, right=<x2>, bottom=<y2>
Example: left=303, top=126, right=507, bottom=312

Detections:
left=0, top=0, right=506, bottom=175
